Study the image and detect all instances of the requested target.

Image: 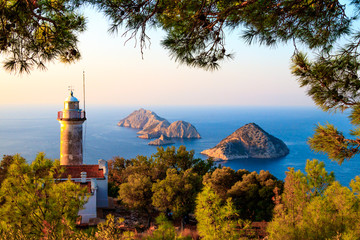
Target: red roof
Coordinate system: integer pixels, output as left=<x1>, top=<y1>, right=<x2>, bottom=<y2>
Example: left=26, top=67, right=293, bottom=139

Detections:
left=60, top=165, right=104, bottom=179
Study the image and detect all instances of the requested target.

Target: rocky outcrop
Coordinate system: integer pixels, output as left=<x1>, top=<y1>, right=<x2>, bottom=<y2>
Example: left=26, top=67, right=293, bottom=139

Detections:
left=166, top=121, right=201, bottom=138
left=201, top=123, right=289, bottom=160
left=137, top=120, right=170, bottom=139
left=148, top=135, right=175, bottom=146
left=118, top=108, right=170, bottom=130
left=118, top=109, right=201, bottom=145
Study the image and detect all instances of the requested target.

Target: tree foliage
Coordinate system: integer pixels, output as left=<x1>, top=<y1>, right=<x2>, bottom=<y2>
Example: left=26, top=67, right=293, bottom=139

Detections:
left=195, top=186, right=240, bottom=240
left=91, top=0, right=349, bottom=70
left=0, top=155, right=14, bottom=186
left=95, top=214, right=134, bottom=240
left=152, top=145, right=216, bottom=176
left=111, top=146, right=216, bottom=219
left=202, top=167, right=243, bottom=199
left=145, top=213, right=191, bottom=240
left=267, top=159, right=360, bottom=240
left=203, top=167, right=283, bottom=221
left=2, top=0, right=354, bottom=73
left=119, top=173, right=153, bottom=211
left=152, top=168, right=202, bottom=218
left=0, top=153, right=88, bottom=239
left=291, top=25, right=360, bottom=165
left=0, top=0, right=85, bottom=73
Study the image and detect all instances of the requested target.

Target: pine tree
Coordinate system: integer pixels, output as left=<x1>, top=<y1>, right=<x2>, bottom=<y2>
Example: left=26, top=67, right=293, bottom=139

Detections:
left=0, top=153, right=88, bottom=239
left=267, top=160, right=360, bottom=240
left=292, top=50, right=360, bottom=165
left=151, top=168, right=202, bottom=219
left=1, top=0, right=354, bottom=73
left=145, top=214, right=191, bottom=240
left=195, top=186, right=239, bottom=240
left=203, top=167, right=283, bottom=221
left=0, top=155, right=14, bottom=186
left=96, top=214, right=134, bottom=240
left=0, top=0, right=85, bottom=73
left=84, top=0, right=351, bottom=70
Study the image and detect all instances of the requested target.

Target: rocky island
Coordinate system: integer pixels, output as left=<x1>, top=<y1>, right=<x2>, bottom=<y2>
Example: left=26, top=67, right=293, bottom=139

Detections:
left=118, top=109, right=201, bottom=145
left=201, top=123, right=289, bottom=160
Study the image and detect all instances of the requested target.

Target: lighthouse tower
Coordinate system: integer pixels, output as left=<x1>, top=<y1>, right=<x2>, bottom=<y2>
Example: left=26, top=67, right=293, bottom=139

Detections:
left=57, top=90, right=86, bottom=165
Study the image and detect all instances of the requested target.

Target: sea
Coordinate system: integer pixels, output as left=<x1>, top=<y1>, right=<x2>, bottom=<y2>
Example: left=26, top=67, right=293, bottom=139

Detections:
left=0, top=105, right=359, bottom=185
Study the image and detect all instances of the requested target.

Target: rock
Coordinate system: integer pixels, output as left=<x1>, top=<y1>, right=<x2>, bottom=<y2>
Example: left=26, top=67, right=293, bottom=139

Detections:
left=118, top=109, right=201, bottom=145
left=138, top=133, right=161, bottom=139
left=166, top=121, right=201, bottom=138
left=118, top=108, right=170, bottom=129
left=137, top=120, right=170, bottom=139
left=148, top=135, right=175, bottom=146
left=201, top=123, right=289, bottom=160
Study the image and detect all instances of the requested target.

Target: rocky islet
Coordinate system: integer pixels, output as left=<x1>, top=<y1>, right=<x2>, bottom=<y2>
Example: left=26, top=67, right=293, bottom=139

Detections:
left=118, top=109, right=201, bottom=145
left=201, top=123, right=289, bottom=160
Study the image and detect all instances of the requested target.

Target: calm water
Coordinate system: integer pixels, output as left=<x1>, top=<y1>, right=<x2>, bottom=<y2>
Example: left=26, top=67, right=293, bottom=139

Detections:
left=0, top=105, right=359, bottom=185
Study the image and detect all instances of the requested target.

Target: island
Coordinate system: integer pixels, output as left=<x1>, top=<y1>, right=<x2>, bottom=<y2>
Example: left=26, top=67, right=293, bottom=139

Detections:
left=118, top=108, right=201, bottom=145
left=201, top=123, right=289, bottom=160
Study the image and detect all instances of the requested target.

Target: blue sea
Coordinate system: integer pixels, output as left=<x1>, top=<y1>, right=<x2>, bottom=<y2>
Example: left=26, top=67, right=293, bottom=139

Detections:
left=0, top=105, right=359, bottom=185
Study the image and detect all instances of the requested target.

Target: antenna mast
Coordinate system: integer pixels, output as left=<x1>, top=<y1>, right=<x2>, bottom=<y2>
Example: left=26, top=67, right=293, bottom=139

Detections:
left=83, top=70, right=86, bottom=112
left=82, top=70, right=87, bottom=162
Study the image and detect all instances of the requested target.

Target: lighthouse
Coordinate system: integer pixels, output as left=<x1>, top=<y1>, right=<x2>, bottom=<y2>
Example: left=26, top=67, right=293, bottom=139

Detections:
left=57, top=90, right=86, bottom=165
left=56, top=89, right=109, bottom=224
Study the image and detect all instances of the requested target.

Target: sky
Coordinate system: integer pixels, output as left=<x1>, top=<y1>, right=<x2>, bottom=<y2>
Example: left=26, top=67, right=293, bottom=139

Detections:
left=0, top=7, right=314, bottom=107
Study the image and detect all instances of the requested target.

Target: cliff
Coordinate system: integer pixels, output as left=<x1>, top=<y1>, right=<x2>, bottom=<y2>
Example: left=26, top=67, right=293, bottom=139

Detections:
left=118, top=109, right=201, bottom=145
left=201, top=123, right=289, bottom=160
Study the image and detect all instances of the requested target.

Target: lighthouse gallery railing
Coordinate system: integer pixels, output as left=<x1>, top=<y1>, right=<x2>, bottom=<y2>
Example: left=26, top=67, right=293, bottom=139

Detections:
left=57, top=111, right=86, bottom=120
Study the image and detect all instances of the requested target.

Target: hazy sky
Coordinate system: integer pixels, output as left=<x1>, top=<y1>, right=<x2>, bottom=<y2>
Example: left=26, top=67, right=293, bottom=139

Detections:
left=0, top=7, right=314, bottom=107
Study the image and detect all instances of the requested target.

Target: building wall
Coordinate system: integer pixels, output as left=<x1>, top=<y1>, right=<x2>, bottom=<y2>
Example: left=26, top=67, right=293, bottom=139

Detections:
left=78, top=190, right=97, bottom=224
left=97, top=159, right=109, bottom=208
left=96, top=178, right=108, bottom=208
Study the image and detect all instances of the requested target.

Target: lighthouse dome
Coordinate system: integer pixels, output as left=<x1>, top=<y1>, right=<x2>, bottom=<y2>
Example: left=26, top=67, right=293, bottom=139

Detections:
left=65, top=91, right=79, bottom=102
left=64, top=91, right=80, bottom=110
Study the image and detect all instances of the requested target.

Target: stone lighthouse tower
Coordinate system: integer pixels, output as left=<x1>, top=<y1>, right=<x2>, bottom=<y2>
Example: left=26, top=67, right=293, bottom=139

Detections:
left=57, top=90, right=86, bottom=165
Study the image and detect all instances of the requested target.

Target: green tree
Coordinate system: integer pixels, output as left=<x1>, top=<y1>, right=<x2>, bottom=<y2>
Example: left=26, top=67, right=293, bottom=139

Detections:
left=3, top=1, right=353, bottom=73
left=0, top=0, right=85, bottom=73
left=195, top=186, right=240, bottom=240
left=96, top=214, right=134, bottom=240
left=153, top=145, right=217, bottom=176
left=111, top=146, right=216, bottom=206
left=108, top=153, right=171, bottom=185
left=119, top=173, right=153, bottom=211
left=108, top=156, right=127, bottom=185
left=117, top=167, right=156, bottom=227
left=145, top=213, right=191, bottom=240
left=203, top=167, right=282, bottom=221
left=0, top=153, right=88, bottom=239
left=152, top=168, right=202, bottom=219
left=292, top=50, right=360, bottom=165
left=110, top=146, right=217, bottom=232
left=0, top=155, right=14, bottom=186
left=115, top=146, right=214, bottom=227
left=203, top=167, right=245, bottom=200
left=108, top=156, right=130, bottom=198
left=228, top=170, right=283, bottom=221
left=267, top=159, right=360, bottom=240
left=78, top=0, right=350, bottom=70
